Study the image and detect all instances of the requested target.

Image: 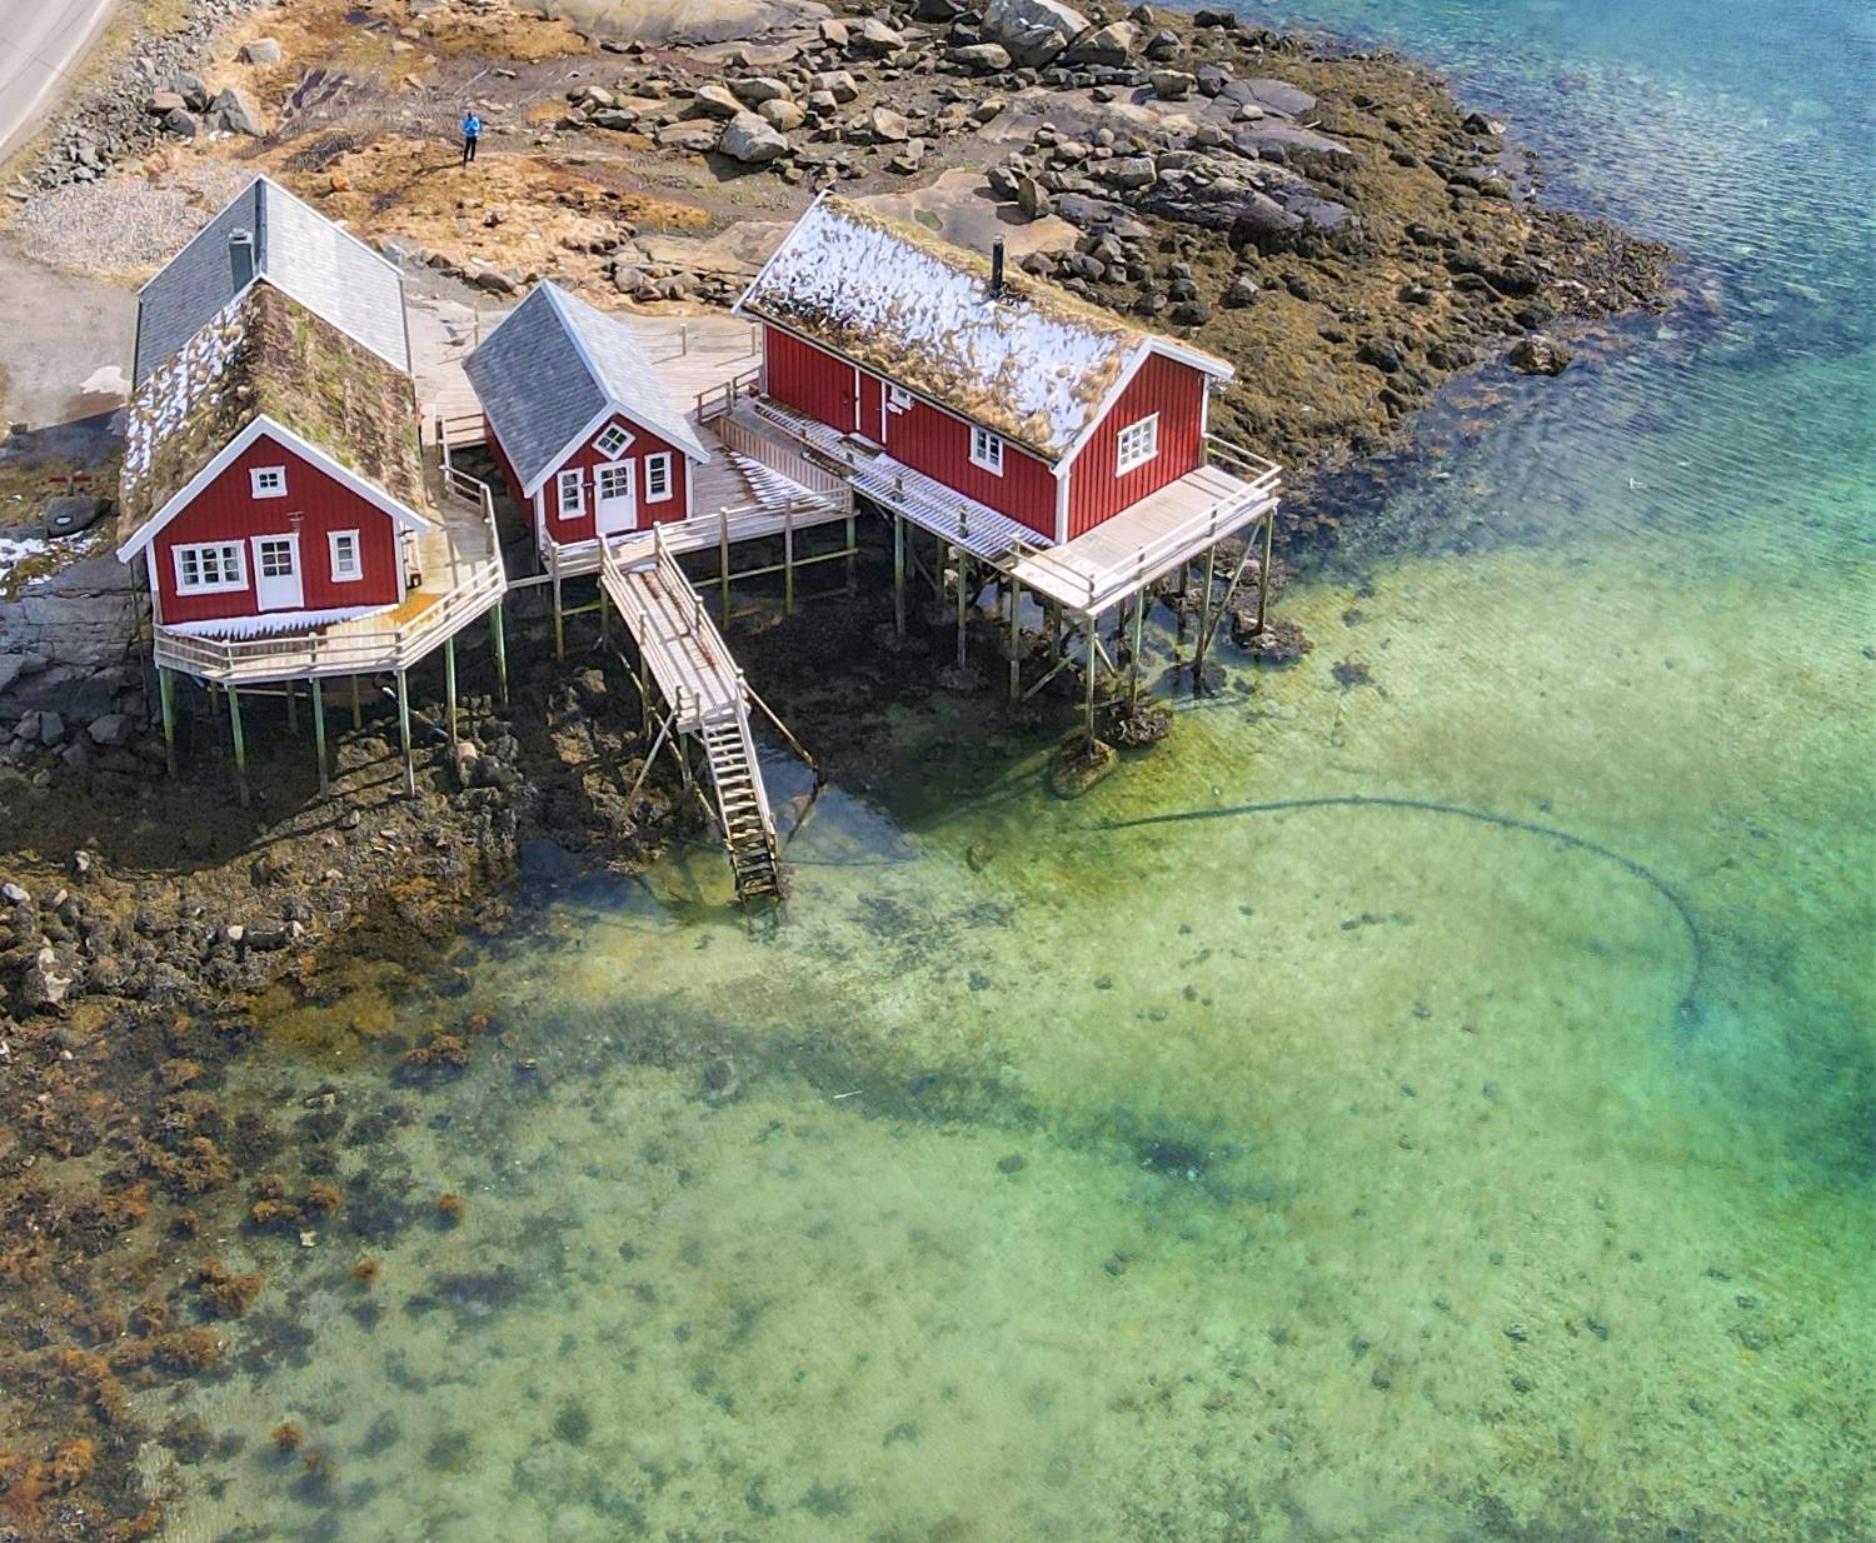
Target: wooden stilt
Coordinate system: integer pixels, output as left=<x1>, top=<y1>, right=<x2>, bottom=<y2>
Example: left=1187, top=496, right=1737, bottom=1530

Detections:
left=1129, top=591, right=1146, bottom=708
left=552, top=561, right=565, bottom=661
left=158, top=667, right=177, bottom=778
left=719, top=506, right=732, bottom=628
left=350, top=674, right=363, bottom=730
left=395, top=668, right=415, bottom=797
left=489, top=602, right=509, bottom=707
left=892, top=515, right=906, bottom=638
left=227, top=684, right=249, bottom=809
left=1007, top=579, right=1021, bottom=703
left=1083, top=622, right=1098, bottom=735
left=955, top=550, right=968, bottom=670
left=1255, top=510, right=1275, bottom=634
left=783, top=502, right=796, bottom=616
left=285, top=678, right=298, bottom=735
left=1195, top=543, right=1219, bottom=675
left=312, top=678, right=329, bottom=796
left=444, top=638, right=459, bottom=744
left=598, top=583, right=610, bottom=648
left=623, top=715, right=672, bottom=808
left=844, top=507, right=857, bottom=599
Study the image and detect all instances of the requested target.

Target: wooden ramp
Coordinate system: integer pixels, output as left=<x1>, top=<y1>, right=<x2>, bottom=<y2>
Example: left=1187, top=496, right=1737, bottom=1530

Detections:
left=598, top=532, right=783, bottom=905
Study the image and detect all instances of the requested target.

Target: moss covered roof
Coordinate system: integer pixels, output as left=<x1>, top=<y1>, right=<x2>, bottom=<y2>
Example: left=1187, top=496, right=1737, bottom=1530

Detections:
left=120, top=281, right=431, bottom=533
left=739, top=196, right=1232, bottom=461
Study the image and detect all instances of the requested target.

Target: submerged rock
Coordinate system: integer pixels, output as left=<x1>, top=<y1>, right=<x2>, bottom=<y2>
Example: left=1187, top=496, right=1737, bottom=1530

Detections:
left=1048, top=733, right=1117, bottom=797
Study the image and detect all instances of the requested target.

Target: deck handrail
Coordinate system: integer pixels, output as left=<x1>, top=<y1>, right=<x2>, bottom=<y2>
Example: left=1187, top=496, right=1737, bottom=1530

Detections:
left=696, top=366, right=764, bottom=424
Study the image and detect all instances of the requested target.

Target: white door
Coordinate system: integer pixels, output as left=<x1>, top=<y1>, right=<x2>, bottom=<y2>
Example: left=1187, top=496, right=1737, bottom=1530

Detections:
left=251, top=534, right=304, bottom=611
left=595, top=461, right=636, bottom=537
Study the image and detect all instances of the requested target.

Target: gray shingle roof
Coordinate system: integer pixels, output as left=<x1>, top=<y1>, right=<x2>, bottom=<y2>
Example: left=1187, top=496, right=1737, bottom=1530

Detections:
left=463, top=282, right=711, bottom=496
left=133, top=176, right=410, bottom=388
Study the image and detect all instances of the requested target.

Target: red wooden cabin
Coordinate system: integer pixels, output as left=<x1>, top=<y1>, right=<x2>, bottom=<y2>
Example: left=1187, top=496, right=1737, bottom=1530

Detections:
left=118, top=281, right=433, bottom=636
left=464, top=282, right=713, bottom=560
left=735, top=195, right=1233, bottom=546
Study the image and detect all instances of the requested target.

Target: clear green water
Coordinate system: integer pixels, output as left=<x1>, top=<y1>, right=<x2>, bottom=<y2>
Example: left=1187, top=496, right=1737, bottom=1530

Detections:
left=151, top=3, right=1873, bottom=1538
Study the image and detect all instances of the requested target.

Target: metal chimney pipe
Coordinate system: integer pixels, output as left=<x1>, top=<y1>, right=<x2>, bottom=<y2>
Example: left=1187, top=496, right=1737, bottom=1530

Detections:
left=229, top=228, right=256, bottom=292
left=989, top=237, right=1006, bottom=298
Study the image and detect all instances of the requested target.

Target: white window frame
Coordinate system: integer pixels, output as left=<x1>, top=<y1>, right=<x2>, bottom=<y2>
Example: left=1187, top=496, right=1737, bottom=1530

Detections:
left=249, top=465, right=288, bottom=499
left=644, top=452, right=674, bottom=503
left=557, top=468, right=586, bottom=518
left=596, top=462, right=634, bottom=504
left=172, top=541, right=248, bottom=595
left=969, top=425, right=1005, bottom=476
left=328, top=528, right=364, bottom=583
left=886, top=384, right=912, bottom=413
left=1115, top=413, right=1160, bottom=475
left=593, top=423, right=633, bottom=459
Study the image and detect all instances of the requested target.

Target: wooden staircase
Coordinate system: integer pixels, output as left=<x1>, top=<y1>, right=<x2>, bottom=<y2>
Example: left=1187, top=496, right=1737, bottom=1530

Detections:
left=700, top=714, right=783, bottom=903
left=599, top=530, right=789, bottom=908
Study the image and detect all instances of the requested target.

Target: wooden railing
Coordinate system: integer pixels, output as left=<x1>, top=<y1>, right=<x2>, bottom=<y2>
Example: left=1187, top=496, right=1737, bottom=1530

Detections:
left=696, top=367, right=763, bottom=424
left=714, top=409, right=848, bottom=493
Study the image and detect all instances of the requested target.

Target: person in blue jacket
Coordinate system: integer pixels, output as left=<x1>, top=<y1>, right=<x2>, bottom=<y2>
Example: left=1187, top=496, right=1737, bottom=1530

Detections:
left=461, top=110, right=481, bottom=165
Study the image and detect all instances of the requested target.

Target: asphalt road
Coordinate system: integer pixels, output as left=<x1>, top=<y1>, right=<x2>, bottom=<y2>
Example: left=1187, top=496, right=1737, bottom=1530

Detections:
left=0, top=0, right=118, bottom=167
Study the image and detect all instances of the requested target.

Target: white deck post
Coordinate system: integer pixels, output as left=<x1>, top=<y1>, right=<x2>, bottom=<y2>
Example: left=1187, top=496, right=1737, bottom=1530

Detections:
left=444, top=638, right=459, bottom=744
left=158, top=667, right=177, bottom=779
left=1129, top=592, right=1146, bottom=708
left=1083, top=621, right=1098, bottom=735
left=312, top=678, right=329, bottom=797
left=227, top=684, right=249, bottom=809
left=1255, top=509, right=1276, bottom=634
left=955, top=549, right=969, bottom=669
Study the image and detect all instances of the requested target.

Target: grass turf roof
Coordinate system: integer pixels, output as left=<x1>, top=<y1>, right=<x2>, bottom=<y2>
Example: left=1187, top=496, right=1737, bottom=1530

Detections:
left=120, top=280, right=431, bottom=533
left=740, top=196, right=1232, bottom=461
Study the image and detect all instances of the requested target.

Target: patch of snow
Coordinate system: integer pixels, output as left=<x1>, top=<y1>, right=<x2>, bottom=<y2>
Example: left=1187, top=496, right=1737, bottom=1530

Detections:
left=164, top=603, right=393, bottom=638
left=0, top=535, right=51, bottom=586
left=743, top=197, right=1137, bottom=457
left=122, top=294, right=247, bottom=491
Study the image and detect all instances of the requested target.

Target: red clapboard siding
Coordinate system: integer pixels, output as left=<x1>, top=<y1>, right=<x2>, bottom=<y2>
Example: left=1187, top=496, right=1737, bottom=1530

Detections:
left=539, top=413, right=690, bottom=544
left=765, top=326, right=857, bottom=432
left=1066, top=354, right=1208, bottom=538
left=488, top=432, right=526, bottom=512
left=152, top=434, right=404, bottom=625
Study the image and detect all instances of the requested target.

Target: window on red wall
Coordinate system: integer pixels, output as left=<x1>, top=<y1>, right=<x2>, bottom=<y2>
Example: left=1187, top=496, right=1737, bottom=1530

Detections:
left=329, top=529, right=363, bottom=582
left=558, top=469, right=585, bottom=517
left=645, top=453, right=673, bottom=502
left=174, top=542, right=248, bottom=594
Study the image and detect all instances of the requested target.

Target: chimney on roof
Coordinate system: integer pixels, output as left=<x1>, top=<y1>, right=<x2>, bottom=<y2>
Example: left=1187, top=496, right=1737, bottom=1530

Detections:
left=229, top=228, right=256, bottom=293
left=989, top=236, right=1006, bottom=299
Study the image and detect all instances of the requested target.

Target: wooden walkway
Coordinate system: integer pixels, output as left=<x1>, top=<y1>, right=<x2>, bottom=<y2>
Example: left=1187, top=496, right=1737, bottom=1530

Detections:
left=598, top=531, right=783, bottom=904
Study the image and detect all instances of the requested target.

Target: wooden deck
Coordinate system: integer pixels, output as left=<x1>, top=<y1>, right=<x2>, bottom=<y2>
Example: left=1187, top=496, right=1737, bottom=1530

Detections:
left=600, top=543, right=744, bottom=730
left=1012, top=448, right=1280, bottom=618
left=152, top=463, right=508, bottom=685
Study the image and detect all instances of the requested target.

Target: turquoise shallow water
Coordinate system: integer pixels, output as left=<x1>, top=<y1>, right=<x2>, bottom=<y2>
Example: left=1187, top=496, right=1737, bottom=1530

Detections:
left=148, top=2, right=1873, bottom=1538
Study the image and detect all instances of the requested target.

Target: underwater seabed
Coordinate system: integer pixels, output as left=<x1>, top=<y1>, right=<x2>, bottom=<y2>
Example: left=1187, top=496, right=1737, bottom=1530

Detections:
left=138, top=518, right=1875, bottom=1540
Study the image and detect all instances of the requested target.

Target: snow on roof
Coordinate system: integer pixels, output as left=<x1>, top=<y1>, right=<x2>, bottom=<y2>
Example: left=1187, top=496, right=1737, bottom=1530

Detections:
left=736, top=196, right=1232, bottom=462
left=464, top=283, right=712, bottom=496
left=120, top=283, right=432, bottom=539
left=134, top=176, right=410, bottom=389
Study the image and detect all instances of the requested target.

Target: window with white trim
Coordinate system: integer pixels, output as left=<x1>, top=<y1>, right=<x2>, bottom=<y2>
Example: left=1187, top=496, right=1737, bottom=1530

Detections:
left=644, top=453, right=673, bottom=503
left=255, top=537, right=297, bottom=580
left=173, top=541, right=248, bottom=594
left=558, top=469, right=585, bottom=517
left=886, top=384, right=912, bottom=412
left=969, top=425, right=1005, bottom=475
left=596, top=464, right=633, bottom=503
left=329, top=529, right=364, bottom=583
left=594, top=423, right=633, bottom=459
left=1115, top=414, right=1160, bottom=474
left=250, top=466, right=288, bottom=499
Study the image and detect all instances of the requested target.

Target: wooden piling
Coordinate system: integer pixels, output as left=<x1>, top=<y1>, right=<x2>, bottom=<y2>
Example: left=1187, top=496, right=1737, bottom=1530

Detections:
left=227, top=684, right=249, bottom=809
left=552, top=559, right=565, bottom=661
left=1194, top=544, right=1219, bottom=674
left=1255, top=510, right=1275, bottom=634
left=395, top=668, right=415, bottom=797
left=1083, top=622, right=1098, bottom=735
left=845, top=507, right=857, bottom=598
left=444, top=637, right=459, bottom=744
left=350, top=674, right=363, bottom=730
left=1129, top=592, right=1146, bottom=708
left=284, top=678, right=297, bottom=735
left=784, top=501, right=797, bottom=616
left=157, top=667, right=177, bottom=778
left=719, top=506, right=732, bottom=627
left=955, top=549, right=969, bottom=669
left=1007, top=579, right=1021, bottom=703
left=892, top=515, right=906, bottom=637
left=489, top=602, right=509, bottom=706
left=311, top=678, right=329, bottom=796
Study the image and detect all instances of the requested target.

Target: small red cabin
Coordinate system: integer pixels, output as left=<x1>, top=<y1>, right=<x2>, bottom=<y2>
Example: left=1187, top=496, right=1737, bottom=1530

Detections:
left=735, top=195, right=1233, bottom=546
left=118, top=282, right=434, bottom=635
left=465, top=282, right=713, bottom=559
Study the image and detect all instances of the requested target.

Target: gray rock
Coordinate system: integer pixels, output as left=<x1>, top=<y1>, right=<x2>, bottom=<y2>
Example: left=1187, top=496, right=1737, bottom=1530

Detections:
left=730, top=76, right=791, bottom=106
left=239, top=37, right=284, bottom=66
left=39, top=710, right=65, bottom=745
left=87, top=712, right=134, bottom=747
left=982, top=0, right=1092, bottom=67
left=810, top=70, right=860, bottom=102
left=208, top=87, right=261, bottom=136
left=172, top=73, right=211, bottom=112
left=1508, top=335, right=1573, bottom=376
left=1235, top=77, right=1317, bottom=118
left=718, top=112, right=791, bottom=164
left=853, top=17, right=907, bottom=55
left=1063, top=19, right=1135, bottom=65
left=158, top=108, right=197, bottom=139
left=758, top=99, right=806, bottom=131
left=946, top=42, right=1013, bottom=72
left=591, top=107, right=640, bottom=131
left=690, top=83, right=742, bottom=119
left=869, top=105, right=912, bottom=143
left=1014, top=171, right=1053, bottom=218
left=1103, top=155, right=1158, bottom=189
left=657, top=120, right=721, bottom=151
left=21, top=944, right=72, bottom=1011
left=473, top=267, right=518, bottom=294
left=145, top=90, right=185, bottom=115
left=1151, top=68, right=1195, bottom=100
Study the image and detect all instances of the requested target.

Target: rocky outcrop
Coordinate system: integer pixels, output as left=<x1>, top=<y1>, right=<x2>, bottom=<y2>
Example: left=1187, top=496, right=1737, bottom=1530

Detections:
left=981, top=0, right=1092, bottom=67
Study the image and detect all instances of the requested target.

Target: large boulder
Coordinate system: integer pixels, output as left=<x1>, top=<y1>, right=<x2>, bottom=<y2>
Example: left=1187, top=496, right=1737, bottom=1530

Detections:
left=1062, top=19, right=1135, bottom=66
left=869, top=105, right=911, bottom=143
left=688, top=83, right=742, bottom=119
left=718, top=112, right=791, bottom=165
left=1508, top=335, right=1573, bottom=376
left=946, top=42, right=1012, bottom=72
left=982, top=0, right=1092, bottom=67
left=208, top=87, right=262, bottom=136
left=239, top=37, right=284, bottom=65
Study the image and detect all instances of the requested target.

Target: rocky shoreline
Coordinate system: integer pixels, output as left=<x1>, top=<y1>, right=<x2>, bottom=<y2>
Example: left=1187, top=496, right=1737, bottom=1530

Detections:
left=0, top=1, right=1678, bottom=1534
